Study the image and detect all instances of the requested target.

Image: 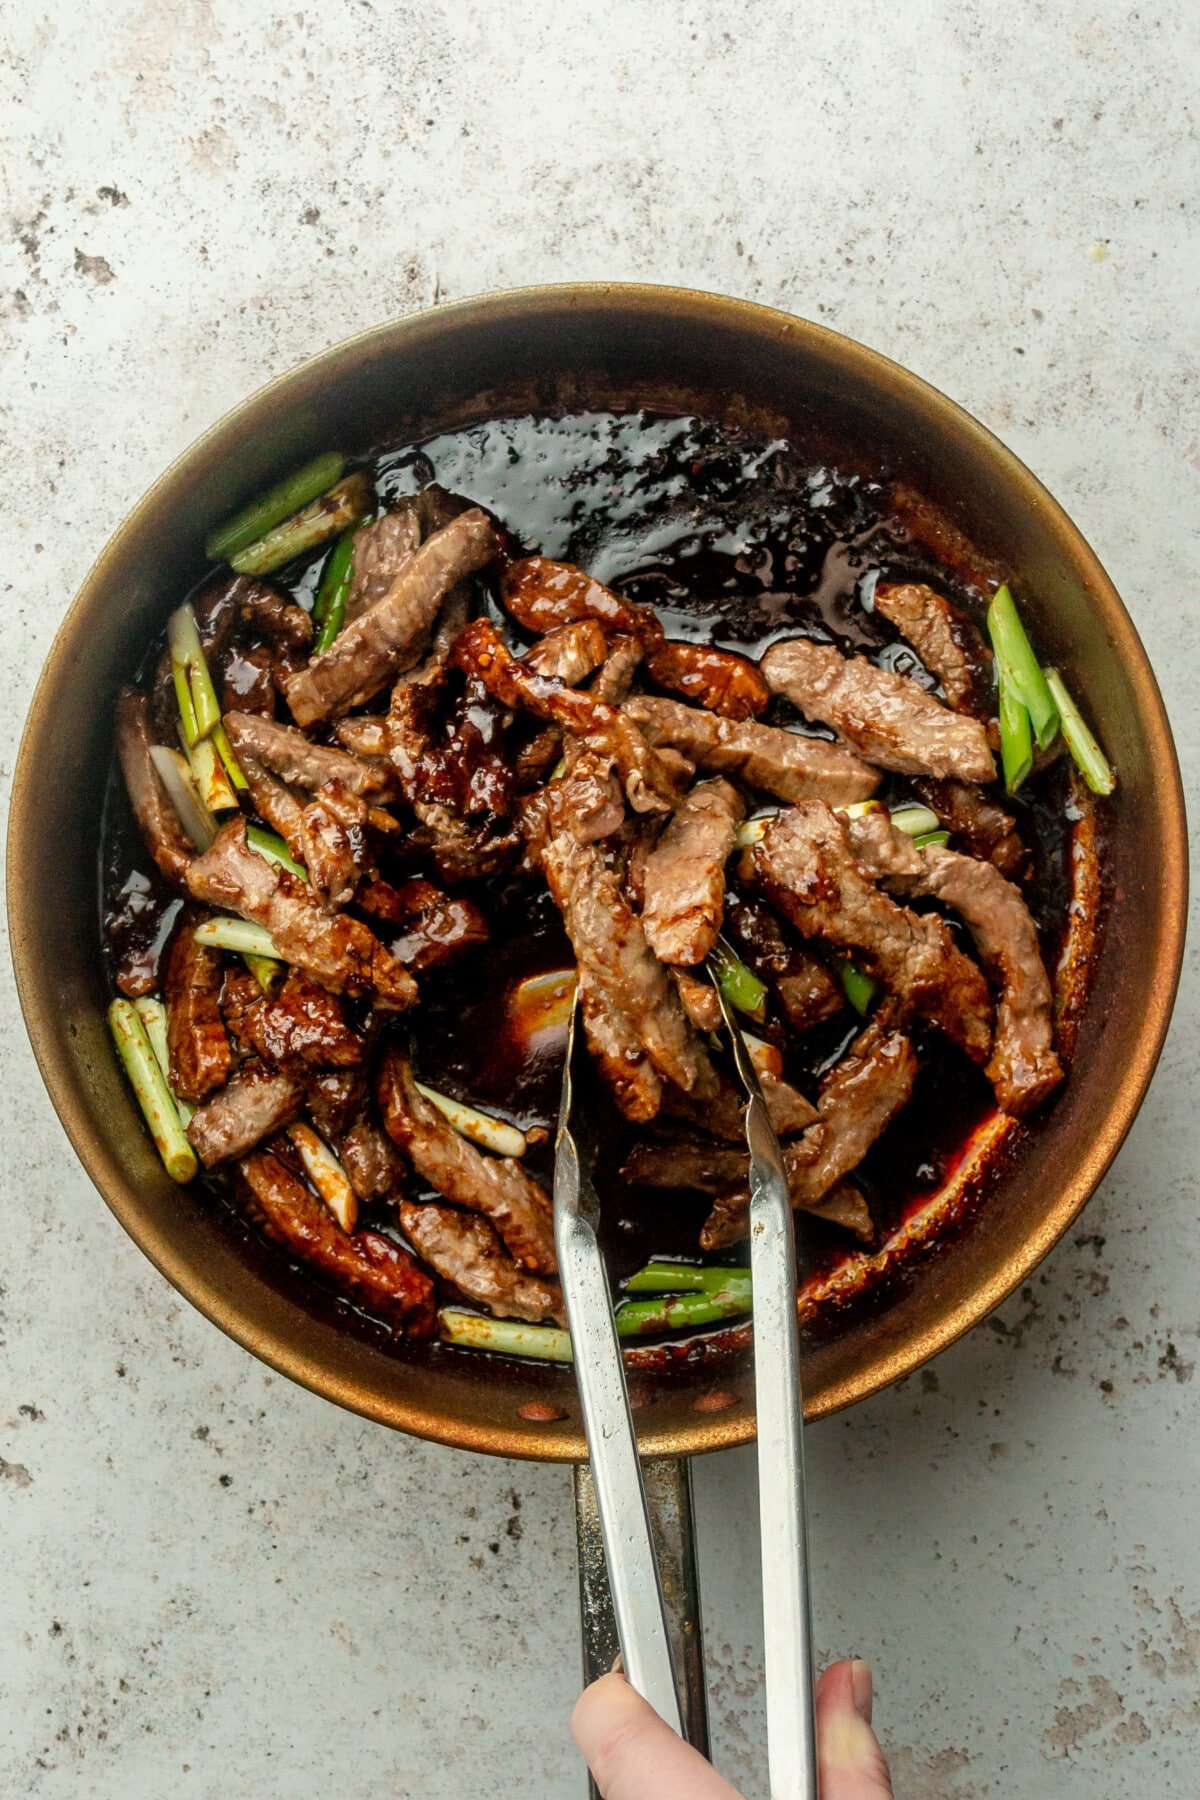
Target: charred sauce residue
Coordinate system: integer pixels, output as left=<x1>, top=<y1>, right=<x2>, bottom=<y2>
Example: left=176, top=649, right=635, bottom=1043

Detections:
left=101, top=411, right=1094, bottom=1350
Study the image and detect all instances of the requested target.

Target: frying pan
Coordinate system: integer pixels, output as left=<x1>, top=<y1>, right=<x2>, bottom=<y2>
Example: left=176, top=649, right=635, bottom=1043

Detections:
left=7, top=284, right=1186, bottom=1753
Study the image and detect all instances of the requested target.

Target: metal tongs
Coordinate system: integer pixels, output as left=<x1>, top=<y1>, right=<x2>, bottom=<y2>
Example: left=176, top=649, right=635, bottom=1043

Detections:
left=554, top=978, right=819, bottom=1798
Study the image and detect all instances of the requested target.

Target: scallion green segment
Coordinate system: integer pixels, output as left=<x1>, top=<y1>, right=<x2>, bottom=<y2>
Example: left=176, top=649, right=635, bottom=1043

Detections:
left=193, top=915, right=282, bottom=959
left=987, top=584, right=1059, bottom=750
left=229, top=472, right=372, bottom=577
left=711, top=939, right=768, bottom=1024
left=888, top=803, right=941, bottom=838
left=206, top=452, right=346, bottom=562
left=615, top=1281, right=753, bottom=1337
left=913, top=828, right=950, bottom=849
left=312, top=528, right=358, bottom=654
left=167, top=602, right=222, bottom=743
left=132, top=995, right=193, bottom=1127
left=998, top=676, right=1033, bottom=794
left=839, top=959, right=878, bottom=1017
left=1043, top=667, right=1116, bottom=796
left=624, top=1260, right=748, bottom=1295
left=438, top=1309, right=574, bottom=1362
left=245, top=824, right=308, bottom=880
left=108, top=999, right=197, bottom=1183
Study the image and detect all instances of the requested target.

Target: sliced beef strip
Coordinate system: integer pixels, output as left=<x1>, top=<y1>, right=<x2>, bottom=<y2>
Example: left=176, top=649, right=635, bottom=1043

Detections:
left=298, top=779, right=371, bottom=909
left=664, top=1068, right=819, bottom=1139
left=284, top=508, right=500, bottom=726
left=643, top=640, right=770, bottom=720
left=115, top=688, right=195, bottom=887
left=589, top=635, right=645, bottom=706
left=725, top=894, right=844, bottom=1033
left=760, top=637, right=996, bottom=783
left=752, top=803, right=992, bottom=1062
left=456, top=619, right=684, bottom=815
left=305, top=1069, right=367, bottom=1140
left=847, top=811, right=1061, bottom=1115
left=378, top=1050, right=556, bottom=1275
left=223, top=711, right=396, bottom=799
left=357, top=877, right=489, bottom=972
left=163, top=910, right=232, bottom=1101
left=910, top=778, right=1027, bottom=880
left=187, top=1063, right=304, bottom=1167
left=872, top=581, right=988, bottom=712
left=641, top=778, right=744, bottom=966
left=238, top=1150, right=435, bottom=1337
left=235, top=966, right=363, bottom=1073
left=222, top=643, right=276, bottom=718
left=578, top=971, right=664, bottom=1124
left=523, top=618, right=610, bottom=685
left=344, top=502, right=421, bottom=624
left=186, top=819, right=417, bottom=1010
left=671, top=966, right=722, bottom=1033
left=623, top=694, right=880, bottom=807
left=333, top=715, right=390, bottom=760
left=192, top=573, right=314, bottom=659
left=700, top=1026, right=917, bottom=1248
left=399, top=1200, right=565, bottom=1325
left=339, top=1116, right=405, bottom=1202
left=538, top=800, right=719, bottom=1099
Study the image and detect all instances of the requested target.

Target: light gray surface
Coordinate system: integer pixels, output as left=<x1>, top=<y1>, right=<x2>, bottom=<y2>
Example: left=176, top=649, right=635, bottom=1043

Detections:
left=2, top=1, right=1197, bottom=1794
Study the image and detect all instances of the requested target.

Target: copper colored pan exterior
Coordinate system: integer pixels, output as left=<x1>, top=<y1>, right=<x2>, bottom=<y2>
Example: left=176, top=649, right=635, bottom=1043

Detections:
left=7, top=284, right=1187, bottom=1463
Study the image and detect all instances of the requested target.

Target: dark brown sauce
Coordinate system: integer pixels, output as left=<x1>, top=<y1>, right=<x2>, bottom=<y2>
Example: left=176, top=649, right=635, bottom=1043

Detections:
left=100, top=410, right=1087, bottom=1349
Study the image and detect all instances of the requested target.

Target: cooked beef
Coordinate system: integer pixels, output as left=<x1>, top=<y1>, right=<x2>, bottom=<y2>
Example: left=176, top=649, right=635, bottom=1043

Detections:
left=378, top=1051, right=556, bottom=1274
left=339, top=1116, right=405, bottom=1201
left=163, top=911, right=231, bottom=1101
left=805, top=1182, right=875, bottom=1240
left=235, top=967, right=363, bottom=1073
left=872, top=581, right=987, bottom=711
left=305, top=1069, right=367, bottom=1140
left=671, top=966, right=723, bottom=1033
left=222, top=643, right=276, bottom=718
left=298, top=779, right=370, bottom=908
left=399, top=1200, right=565, bottom=1325
left=760, top=637, right=996, bottom=783
left=186, top=819, right=417, bottom=1009
left=543, top=752, right=626, bottom=844
left=623, top=694, right=881, bottom=807
left=725, top=894, right=844, bottom=1032
left=333, top=715, right=390, bottom=760
left=358, top=877, right=489, bottom=971
left=538, top=800, right=719, bottom=1098
left=589, top=635, right=645, bottom=706
left=284, top=508, right=500, bottom=725
left=887, top=482, right=1005, bottom=593
left=455, top=618, right=684, bottom=814
left=503, top=555, right=649, bottom=640
left=223, top=711, right=396, bottom=799
left=910, top=778, right=1027, bottom=879
left=699, top=1026, right=917, bottom=1248
left=436, top=673, right=514, bottom=819
left=641, top=778, right=744, bottom=966
left=664, top=1067, right=819, bottom=1139
left=115, top=688, right=195, bottom=886
left=644, top=640, right=770, bottom=720
left=523, top=618, right=610, bottom=685
left=578, top=972, right=665, bottom=1123
left=187, top=1063, right=303, bottom=1166
left=622, top=1138, right=748, bottom=1194
left=752, top=804, right=992, bottom=1062
left=344, top=502, right=421, bottom=624
left=238, top=1150, right=435, bottom=1336
left=193, top=573, right=314, bottom=659
left=847, top=812, right=1061, bottom=1114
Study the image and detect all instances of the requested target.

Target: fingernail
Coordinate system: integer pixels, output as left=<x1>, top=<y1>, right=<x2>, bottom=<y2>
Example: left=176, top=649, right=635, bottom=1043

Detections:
left=850, top=1658, right=874, bottom=1723
left=609, top=1650, right=625, bottom=1676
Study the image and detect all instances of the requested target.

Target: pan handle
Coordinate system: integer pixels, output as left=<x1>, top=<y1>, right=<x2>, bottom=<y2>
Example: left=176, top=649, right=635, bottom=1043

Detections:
left=573, top=1454, right=710, bottom=1789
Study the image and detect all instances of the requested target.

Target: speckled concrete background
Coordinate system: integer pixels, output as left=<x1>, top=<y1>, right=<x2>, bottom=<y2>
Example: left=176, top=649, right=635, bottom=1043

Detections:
left=2, top=3, right=1197, bottom=1795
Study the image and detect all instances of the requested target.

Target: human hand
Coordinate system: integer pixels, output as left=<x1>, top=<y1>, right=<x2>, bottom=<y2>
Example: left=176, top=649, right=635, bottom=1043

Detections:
left=572, top=1659, right=893, bottom=1798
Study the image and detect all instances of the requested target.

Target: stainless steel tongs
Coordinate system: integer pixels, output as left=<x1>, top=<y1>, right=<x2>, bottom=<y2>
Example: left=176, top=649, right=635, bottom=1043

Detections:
left=553, top=981, right=819, bottom=1799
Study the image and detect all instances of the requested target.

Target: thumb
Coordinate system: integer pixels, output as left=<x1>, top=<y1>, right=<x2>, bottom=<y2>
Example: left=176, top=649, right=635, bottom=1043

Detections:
left=572, top=1672, right=743, bottom=1799
left=816, top=1660, right=893, bottom=1798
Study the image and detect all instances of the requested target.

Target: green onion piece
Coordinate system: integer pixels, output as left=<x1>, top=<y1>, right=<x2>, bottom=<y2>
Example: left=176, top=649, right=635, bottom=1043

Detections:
left=148, top=745, right=218, bottom=849
left=837, top=800, right=882, bottom=821
left=998, top=675, right=1033, bottom=794
left=244, top=953, right=284, bottom=993
left=206, top=452, right=346, bottom=562
left=987, top=584, right=1059, bottom=750
left=172, top=657, right=199, bottom=746
left=193, top=916, right=282, bottom=958
left=108, top=999, right=197, bottom=1182
left=615, top=1281, right=753, bottom=1337
left=888, top=803, right=941, bottom=838
left=167, top=603, right=222, bottom=742
left=414, top=1082, right=527, bottom=1158
left=438, top=1309, right=574, bottom=1362
left=245, top=824, right=308, bottom=880
left=913, top=829, right=950, bottom=849
left=624, top=1260, right=749, bottom=1296
left=711, top=939, right=768, bottom=1024
left=1043, top=668, right=1116, bottom=796
left=312, top=528, right=358, bottom=654
left=211, top=722, right=249, bottom=792
left=132, top=995, right=193, bottom=1127
left=229, top=472, right=372, bottom=577
left=733, top=808, right=781, bottom=848
left=839, top=959, right=877, bottom=1017
left=182, top=731, right=239, bottom=813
